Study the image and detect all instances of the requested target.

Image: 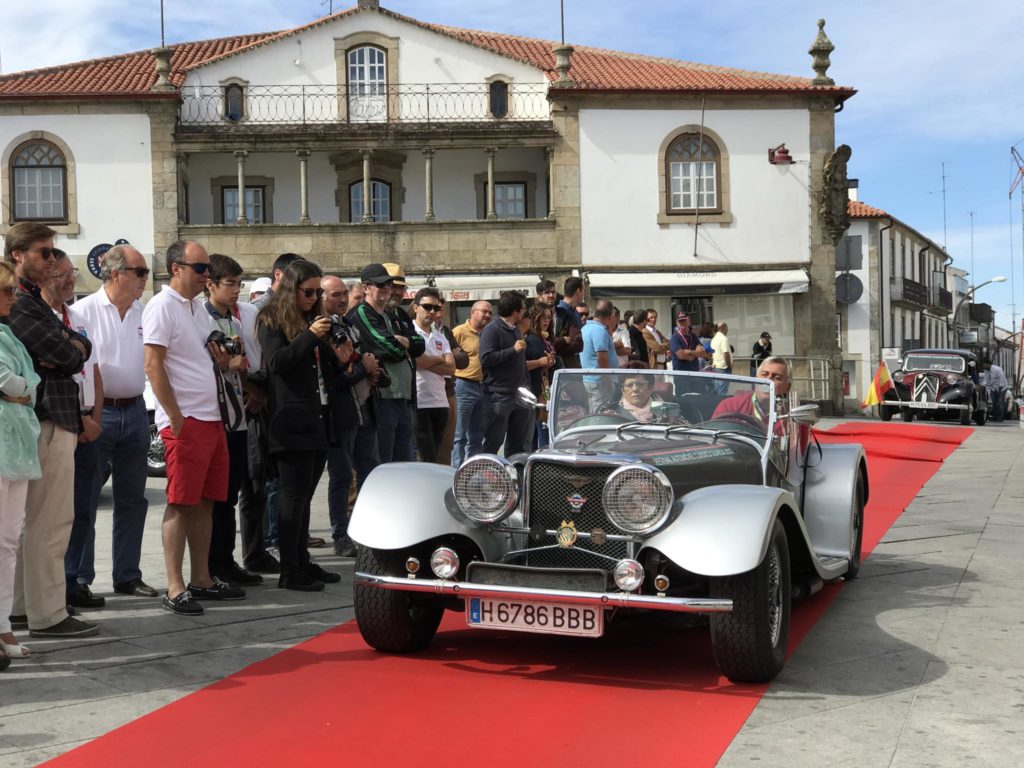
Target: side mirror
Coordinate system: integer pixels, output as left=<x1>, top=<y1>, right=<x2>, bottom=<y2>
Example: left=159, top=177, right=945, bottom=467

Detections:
left=516, top=387, right=539, bottom=409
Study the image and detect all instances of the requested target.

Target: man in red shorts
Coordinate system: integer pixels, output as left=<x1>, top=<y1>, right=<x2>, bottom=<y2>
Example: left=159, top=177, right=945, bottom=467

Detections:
left=711, top=356, right=791, bottom=428
left=142, top=240, right=245, bottom=615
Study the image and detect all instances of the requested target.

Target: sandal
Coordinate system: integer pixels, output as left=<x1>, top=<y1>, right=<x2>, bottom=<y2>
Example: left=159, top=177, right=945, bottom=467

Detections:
left=1, top=640, right=30, bottom=658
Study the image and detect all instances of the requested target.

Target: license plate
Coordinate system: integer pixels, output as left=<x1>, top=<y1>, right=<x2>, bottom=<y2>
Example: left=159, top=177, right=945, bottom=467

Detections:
left=912, top=401, right=940, bottom=409
left=466, top=597, right=603, bottom=638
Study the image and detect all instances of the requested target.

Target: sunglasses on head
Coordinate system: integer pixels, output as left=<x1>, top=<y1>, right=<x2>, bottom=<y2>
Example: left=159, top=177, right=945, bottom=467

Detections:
left=419, top=302, right=442, bottom=313
left=176, top=261, right=209, bottom=275
left=299, top=287, right=325, bottom=299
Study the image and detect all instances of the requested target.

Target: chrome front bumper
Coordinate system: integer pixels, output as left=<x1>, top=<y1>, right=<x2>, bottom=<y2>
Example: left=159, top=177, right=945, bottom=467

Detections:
left=896, top=401, right=968, bottom=411
left=354, top=571, right=733, bottom=614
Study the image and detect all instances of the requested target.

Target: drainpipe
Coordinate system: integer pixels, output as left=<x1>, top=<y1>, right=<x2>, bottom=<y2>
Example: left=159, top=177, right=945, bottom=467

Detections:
left=919, top=243, right=931, bottom=347
left=878, top=218, right=894, bottom=364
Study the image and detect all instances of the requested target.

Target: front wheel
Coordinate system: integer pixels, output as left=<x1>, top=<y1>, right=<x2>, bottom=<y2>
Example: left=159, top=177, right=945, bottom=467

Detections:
left=959, top=405, right=972, bottom=426
left=709, top=518, right=791, bottom=683
left=974, top=403, right=987, bottom=426
left=846, top=475, right=865, bottom=580
left=147, top=423, right=166, bottom=477
left=901, top=409, right=915, bottom=423
left=878, top=403, right=893, bottom=422
left=354, top=547, right=444, bottom=653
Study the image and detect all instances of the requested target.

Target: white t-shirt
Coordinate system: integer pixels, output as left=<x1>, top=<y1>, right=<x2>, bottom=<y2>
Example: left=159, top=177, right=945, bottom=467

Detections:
left=142, top=285, right=220, bottom=430
left=58, top=304, right=97, bottom=411
left=711, top=331, right=731, bottom=370
left=415, top=324, right=451, bottom=409
left=236, top=301, right=262, bottom=371
left=71, top=287, right=146, bottom=399
left=193, top=302, right=248, bottom=432
left=612, top=324, right=631, bottom=367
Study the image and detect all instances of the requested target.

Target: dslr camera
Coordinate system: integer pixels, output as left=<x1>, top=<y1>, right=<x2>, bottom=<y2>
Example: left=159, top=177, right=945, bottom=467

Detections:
left=328, top=317, right=349, bottom=347
left=207, top=330, right=243, bottom=356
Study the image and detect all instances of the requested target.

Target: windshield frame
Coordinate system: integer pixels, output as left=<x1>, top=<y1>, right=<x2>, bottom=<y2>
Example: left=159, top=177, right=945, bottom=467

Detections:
left=902, top=353, right=966, bottom=374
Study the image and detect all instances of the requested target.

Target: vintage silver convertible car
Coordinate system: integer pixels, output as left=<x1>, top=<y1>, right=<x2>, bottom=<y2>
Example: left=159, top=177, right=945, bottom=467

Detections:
left=350, top=369, right=868, bottom=682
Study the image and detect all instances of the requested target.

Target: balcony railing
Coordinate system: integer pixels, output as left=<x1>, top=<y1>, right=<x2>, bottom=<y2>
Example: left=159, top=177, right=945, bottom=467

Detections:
left=969, top=302, right=995, bottom=324
left=178, top=84, right=551, bottom=127
left=928, top=285, right=953, bottom=313
left=890, top=277, right=928, bottom=307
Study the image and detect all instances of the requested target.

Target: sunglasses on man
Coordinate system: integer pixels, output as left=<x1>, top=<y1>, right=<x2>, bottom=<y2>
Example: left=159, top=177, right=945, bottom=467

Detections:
left=27, top=246, right=58, bottom=260
left=122, top=266, right=150, bottom=278
left=176, top=261, right=209, bottom=275
left=419, top=302, right=442, bottom=313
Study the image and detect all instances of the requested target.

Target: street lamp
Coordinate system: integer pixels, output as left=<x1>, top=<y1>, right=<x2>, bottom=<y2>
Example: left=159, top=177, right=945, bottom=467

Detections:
left=950, top=276, right=1007, bottom=344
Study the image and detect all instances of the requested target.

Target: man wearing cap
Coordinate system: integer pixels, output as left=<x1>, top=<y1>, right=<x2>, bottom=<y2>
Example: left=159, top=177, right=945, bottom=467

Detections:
left=248, top=277, right=271, bottom=303
left=669, top=311, right=707, bottom=395
left=350, top=263, right=424, bottom=463
left=751, top=332, right=773, bottom=376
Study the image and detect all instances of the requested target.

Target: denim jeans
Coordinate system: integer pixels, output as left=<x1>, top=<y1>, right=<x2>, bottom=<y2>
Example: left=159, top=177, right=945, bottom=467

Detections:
left=376, top=397, right=414, bottom=463
left=452, top=378, right=485, bottom=467
left=263, top=478, right=280, bottom=549
left=327, top=412, right=380, bottom=541
left=65, top=401, right=150, bottom=588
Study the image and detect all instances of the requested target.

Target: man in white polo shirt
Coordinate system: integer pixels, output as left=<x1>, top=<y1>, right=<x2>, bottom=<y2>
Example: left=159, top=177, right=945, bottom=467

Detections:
left=412, top=287, right=454, bottom=463
left=142, top=240, right=244, bottom=616
left=67, top=244, right=159, bottom=605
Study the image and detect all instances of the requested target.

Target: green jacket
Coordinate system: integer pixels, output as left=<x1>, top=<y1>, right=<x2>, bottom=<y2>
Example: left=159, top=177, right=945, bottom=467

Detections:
left=0, top=323, right=42, bottom=481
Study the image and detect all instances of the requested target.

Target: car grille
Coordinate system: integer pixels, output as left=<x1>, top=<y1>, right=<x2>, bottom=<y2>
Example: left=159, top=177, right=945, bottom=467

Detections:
left=525, top=461, right=627, bottom=571
left=912, top=374, right=939, bottom=403
left=466, top=562, right=608, bottom=592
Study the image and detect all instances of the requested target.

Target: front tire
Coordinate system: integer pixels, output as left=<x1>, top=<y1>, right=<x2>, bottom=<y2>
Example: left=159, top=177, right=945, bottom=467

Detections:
left=878, top=403, right=893, bottom=422
left=354, top=547, right=444, bottom=653
left=147, top=422, right=167, bottom=477
left=974, top=402, right=987, bottom=426
left=846, top=475, right=865, bottom=580
left=709, top=518, right=791, bottom=683
left=959, top=405, right=971, bottom=426
left=901, top=409, right=915, bottom=423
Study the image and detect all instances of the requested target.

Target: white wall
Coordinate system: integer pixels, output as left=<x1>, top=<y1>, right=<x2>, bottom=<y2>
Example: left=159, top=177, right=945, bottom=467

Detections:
left=0, top=113, right=155, bottom=260
left=578, top=108, right=811, bottom=268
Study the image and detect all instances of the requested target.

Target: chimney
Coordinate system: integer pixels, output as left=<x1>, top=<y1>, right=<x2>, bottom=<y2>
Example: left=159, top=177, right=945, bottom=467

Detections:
left=847, top=178, right=859, bottom=202
left=552, top=45, right=574, bottom=83
left=150, top=47, right=175, bottom=92
left=357, top=0, right=380, bottom=10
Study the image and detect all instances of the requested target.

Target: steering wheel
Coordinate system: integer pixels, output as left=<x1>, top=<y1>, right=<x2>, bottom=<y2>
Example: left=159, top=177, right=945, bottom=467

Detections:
left=705, top=413, right=766, bottom=432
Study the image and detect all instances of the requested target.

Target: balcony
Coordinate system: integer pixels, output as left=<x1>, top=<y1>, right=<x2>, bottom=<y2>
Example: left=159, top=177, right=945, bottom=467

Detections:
left=178, top=84, right=551, bottom=130
left=969, top=302, right=995, bottom=325
left=890, top=277, right=928, bottom=307
left=927, top=285, right=953, bottom=314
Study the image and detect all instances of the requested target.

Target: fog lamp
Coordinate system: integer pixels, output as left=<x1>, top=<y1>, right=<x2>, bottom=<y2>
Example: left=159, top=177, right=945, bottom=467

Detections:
left=613, top=559, right=645, bottom=592
left=654, top=574, right=670, bottom=592
left=405, top=557, right=420, bottom=575
left=430, top=547, right=460, bottom=579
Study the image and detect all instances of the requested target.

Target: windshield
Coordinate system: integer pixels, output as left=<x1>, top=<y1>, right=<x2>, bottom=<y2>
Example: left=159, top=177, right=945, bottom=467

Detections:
left=902, top=354, right=966, bottom=374
left=548, top=369, right=778, bottom=445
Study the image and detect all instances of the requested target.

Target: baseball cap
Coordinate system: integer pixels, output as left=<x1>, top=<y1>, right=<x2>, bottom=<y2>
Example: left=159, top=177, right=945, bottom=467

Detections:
left=360, top=263, right=394, bottom=285
left=382, top=262, right=406, bottom=287
left=761, top=330, right=772, bottom=339
left=248, top=277, right=271, bottom=297
left=676, top=311, right=689, bottom=321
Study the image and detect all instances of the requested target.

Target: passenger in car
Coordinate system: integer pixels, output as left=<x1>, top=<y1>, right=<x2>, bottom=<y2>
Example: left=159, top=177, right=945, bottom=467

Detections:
left=599, top=374, right=688, bottom=424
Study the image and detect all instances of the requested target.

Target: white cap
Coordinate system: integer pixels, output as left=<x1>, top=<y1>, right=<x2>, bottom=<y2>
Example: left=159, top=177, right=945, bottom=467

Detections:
left=248, top=277, right=272, bottom=298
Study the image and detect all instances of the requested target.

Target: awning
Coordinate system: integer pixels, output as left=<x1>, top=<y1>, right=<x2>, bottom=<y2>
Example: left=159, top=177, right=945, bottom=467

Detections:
left=587, top=269, right=809, bottom=298
left=402, top=274, right=540, bottom=302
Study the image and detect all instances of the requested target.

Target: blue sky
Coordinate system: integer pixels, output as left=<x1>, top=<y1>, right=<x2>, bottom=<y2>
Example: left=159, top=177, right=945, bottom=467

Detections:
left=2, top=0, right=1023, bottom=329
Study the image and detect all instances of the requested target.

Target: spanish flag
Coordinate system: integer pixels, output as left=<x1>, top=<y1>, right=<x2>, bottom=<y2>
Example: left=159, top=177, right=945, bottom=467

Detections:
left=862, top=362, right=894, bottom=409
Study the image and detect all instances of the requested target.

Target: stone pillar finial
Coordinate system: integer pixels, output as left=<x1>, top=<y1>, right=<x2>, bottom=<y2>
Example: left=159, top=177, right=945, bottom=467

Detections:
left=808, top=19, right=835, bottom=86
left=151, top=47, right=175, bottom=92
left=552, top=45, right=574, bottom=83
left=357, top=0, right=380, bottom=10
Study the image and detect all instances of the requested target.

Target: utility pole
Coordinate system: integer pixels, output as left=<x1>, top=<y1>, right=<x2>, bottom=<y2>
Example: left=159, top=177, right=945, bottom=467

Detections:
left=969, top=210, right=975, bottom=279
left=160, top=0, right=165, bottom=47
left=941, top=161, right=949, bottom=251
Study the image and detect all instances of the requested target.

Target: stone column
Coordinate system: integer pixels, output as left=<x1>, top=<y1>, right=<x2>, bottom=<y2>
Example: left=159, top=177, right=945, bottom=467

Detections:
left=297, top=150, right=311, bottom=224
left=175, top=152, right=187, bottom=225
left=546, top=146, right=556, bottom=219
left=423, top=148, right=435, bottom=221
left=485, top=147, right=497, bottom=220
left=361, top=149, right=373, bottom=223
left=233, top=150, right=248, bottom=225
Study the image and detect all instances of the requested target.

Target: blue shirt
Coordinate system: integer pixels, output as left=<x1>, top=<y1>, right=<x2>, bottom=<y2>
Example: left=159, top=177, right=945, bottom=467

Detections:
left=669, top=328, right=703, bottom=372
left=581, top=319, right=612, bottom=369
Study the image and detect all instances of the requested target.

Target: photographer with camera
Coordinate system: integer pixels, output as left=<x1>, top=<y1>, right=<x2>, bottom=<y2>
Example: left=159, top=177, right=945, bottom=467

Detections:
left=256, top=259, right=351, bottom=591
left=321, top=275, right=380, bottom=557
left=195, top=254, right=263, bottom=589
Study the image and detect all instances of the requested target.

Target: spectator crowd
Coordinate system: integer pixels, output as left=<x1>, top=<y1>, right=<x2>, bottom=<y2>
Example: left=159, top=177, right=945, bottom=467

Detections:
left=0, top=220, right=749, bottom=671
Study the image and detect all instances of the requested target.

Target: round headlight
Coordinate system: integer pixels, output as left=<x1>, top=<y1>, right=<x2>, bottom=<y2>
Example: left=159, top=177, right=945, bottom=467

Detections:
left=602, top=464, right=673, bottom=534
left=613, top=559, right=645, bottom=592
left=453, top=455, right=519, bottom=523
left=430, top=547, right=460, bottom=579
left=893, top=371, right=904, bottom=383
left=945, top=373, right=958, bottom=385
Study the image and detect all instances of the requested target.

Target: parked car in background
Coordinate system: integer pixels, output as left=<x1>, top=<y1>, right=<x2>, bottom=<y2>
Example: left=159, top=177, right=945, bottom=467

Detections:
left=349, top=368, right=868, bottom=683
left=880, top=349, right=988, bottom=426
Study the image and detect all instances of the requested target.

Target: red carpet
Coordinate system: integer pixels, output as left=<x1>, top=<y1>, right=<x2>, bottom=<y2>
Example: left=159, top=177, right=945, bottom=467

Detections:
left=45, top=422, right=971, bottom=768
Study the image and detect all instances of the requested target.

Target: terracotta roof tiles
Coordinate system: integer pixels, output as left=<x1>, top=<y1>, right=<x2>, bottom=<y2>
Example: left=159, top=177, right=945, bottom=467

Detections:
left=848, top=200, right=891, bottom=218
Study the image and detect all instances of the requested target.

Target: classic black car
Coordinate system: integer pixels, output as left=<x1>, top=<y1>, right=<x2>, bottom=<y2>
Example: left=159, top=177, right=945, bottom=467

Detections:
left=350, top=368, right=868, bottom=683
left=880, top=348, right=987, bottom=425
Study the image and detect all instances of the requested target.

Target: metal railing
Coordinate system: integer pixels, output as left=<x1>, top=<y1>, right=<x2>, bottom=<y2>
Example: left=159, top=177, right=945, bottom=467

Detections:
left=928, top=285, right=952, bottom=313
left=178, top=83, right=551, bottom=126
left=890, top=277, right=928, bottom=307
left=969, top=302, right=995, bottom=325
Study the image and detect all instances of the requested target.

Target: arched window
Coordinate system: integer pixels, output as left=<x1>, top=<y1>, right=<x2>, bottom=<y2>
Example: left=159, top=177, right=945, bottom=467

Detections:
left=350, top=179, right=391, bottom=222
left=665, top=134, right=720, bottom=213
left=11, top=139, right=67, bottom=222
left=224, top=83, right=245, bottom=122
left=489, top=80, right=509, bottom=119
left=347, top=45, right=387, bottom=122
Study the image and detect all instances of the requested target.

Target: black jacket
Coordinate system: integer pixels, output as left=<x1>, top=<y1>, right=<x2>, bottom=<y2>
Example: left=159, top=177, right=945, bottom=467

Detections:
left=257, top=323, right=336, bottom=454
left=627, top=324, right=649, bottom=366
left=479, top=317, right=526, bottom=394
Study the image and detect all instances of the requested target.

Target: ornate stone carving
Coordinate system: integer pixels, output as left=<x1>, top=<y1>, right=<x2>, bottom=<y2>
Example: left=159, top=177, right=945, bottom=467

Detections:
left=151, top=47, right=175, bottom=92
left=808, top=19, right=835, bottom=86
left=821, top=144, right=852, bottom=246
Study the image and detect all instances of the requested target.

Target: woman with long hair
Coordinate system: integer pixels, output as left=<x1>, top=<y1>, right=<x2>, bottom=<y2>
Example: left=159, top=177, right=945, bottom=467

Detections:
left=522, top=301, right=555, bottom=450
left=257, top=260, right=350, bottom=591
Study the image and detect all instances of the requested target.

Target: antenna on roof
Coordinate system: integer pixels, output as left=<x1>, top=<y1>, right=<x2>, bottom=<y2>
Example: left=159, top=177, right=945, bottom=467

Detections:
left=560, top=0, right=566, bottom=45
left=160, top=0, right=165, bottom=47
left=321, top=0, right=335, bottom=15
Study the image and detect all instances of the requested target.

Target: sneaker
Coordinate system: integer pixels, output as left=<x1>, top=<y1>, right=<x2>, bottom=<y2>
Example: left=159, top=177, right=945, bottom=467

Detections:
left=245, top=552, right=281, bottom=575
left=29, top=616, right=100, bottom=638
left=113, top=579, right=159, bottom=597
left=67, top=585, right=106, bottom=609
left=162, top=591, right=204, bottom=616
left=9, top=615, right=28, bottom=631
left=213, top=562, right=263, bottom=587
left=333, top=537, right=357, bottom=557
left=187, top=578, right=246, bottom=601
left=306, top=563, right=342, bottom=584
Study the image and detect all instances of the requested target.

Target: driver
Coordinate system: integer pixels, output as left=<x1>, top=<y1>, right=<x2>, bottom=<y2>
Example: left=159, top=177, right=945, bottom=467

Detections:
left=599, top=374, right=687, bottom=424
left=711, top=356, right=791, bottom=427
